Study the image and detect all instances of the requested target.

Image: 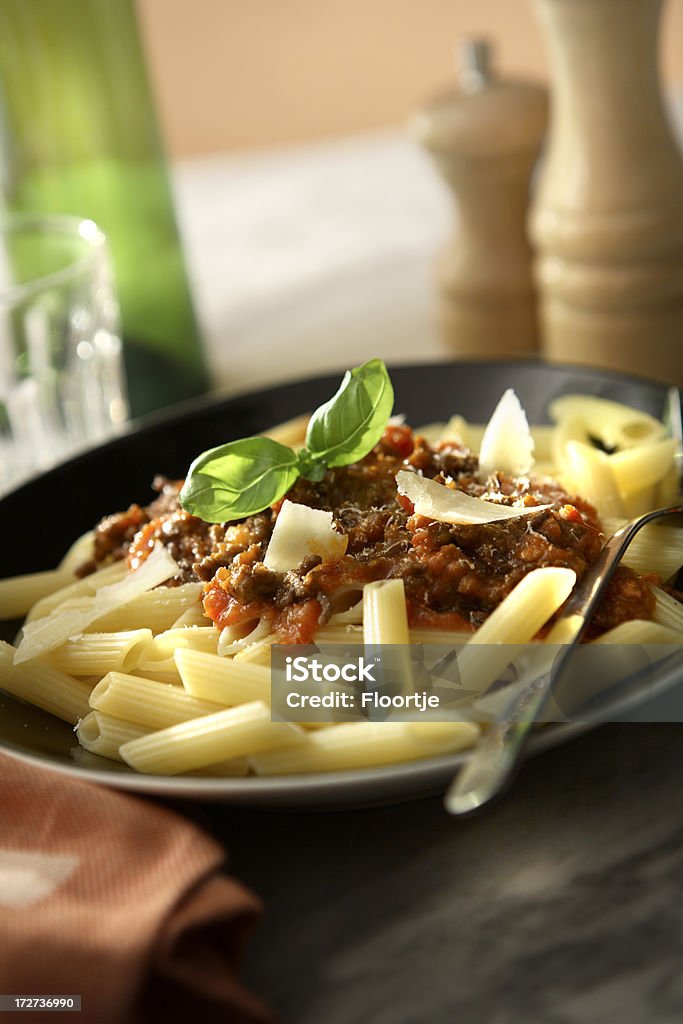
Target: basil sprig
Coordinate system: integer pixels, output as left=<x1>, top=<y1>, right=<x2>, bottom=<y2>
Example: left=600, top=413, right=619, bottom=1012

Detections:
left=180, top=359, right=394, bottom=524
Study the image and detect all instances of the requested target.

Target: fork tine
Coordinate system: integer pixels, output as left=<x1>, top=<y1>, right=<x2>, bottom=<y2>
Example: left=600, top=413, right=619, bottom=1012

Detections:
left=665, top=386, right=683, bottom=489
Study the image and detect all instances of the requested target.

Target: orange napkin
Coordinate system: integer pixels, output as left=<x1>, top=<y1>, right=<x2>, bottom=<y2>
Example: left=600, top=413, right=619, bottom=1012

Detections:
left=0, top=754, right=275, bottom=1024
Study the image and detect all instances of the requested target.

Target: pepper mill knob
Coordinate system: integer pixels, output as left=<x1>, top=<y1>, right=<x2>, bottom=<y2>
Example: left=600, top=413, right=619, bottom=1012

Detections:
left=413, top=39, right=548, bottom=358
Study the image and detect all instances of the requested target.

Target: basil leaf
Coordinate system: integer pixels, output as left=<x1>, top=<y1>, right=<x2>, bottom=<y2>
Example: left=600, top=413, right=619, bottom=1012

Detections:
left=305, top=359, right=394, bottom=468
left=296, top=449, right=327, bottom=482
left=179, top=437, right=300, bottom=524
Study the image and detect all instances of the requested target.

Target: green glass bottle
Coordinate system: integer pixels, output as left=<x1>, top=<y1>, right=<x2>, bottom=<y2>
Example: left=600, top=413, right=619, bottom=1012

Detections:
left=0, top=0, right=210, bottom=417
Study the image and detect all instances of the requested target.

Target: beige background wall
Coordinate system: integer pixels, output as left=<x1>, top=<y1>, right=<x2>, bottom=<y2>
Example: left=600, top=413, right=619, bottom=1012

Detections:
left=137, top=0, right=683, bottom=158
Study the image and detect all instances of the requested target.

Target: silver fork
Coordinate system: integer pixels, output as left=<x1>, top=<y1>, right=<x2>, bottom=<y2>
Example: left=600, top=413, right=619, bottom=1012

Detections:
left=446, top=386, right=683, bottom=816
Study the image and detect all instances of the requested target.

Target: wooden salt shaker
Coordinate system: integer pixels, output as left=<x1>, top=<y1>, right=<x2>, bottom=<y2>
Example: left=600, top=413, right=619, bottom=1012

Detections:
left=530, top=0, right=683, bottom=387
left=413, top=39, right=547, bottom=357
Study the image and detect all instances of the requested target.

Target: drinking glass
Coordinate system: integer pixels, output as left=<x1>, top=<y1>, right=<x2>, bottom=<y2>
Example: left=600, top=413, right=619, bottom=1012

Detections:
left=0, top=214, right=128, bottom=494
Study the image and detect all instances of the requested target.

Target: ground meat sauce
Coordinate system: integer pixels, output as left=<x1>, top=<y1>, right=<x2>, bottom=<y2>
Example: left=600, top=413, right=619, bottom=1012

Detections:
left=82, top=425, right=660, bottom=643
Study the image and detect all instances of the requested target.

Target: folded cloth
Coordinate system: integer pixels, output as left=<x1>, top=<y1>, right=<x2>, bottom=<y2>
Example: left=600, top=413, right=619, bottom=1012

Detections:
left=0, top=753, right=275, bottom=1024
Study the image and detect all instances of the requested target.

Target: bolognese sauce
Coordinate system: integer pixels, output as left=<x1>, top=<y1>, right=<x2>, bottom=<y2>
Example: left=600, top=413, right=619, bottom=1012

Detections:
left=81, top=424, right=659, bottom=644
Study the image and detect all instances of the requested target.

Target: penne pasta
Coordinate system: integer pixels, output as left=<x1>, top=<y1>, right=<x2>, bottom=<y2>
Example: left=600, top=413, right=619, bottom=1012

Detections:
left=233, top=637, right=275, bottom=666
left=89, top=671, right=225, bottom=729
left=77, top=710, right=250, bottom=776
left=620, top=523, right=683, bottom=580
left=0, top=567, right=76, bottom=621
left=592, top=620, right=683, bottom=644
left=563, top=441, right=625, bottom=518
left=77, top=711, right=151, bottom=761
left=172, top=603, right=212, bottom=628
left=0, top=640, right=92, bottom=724
left=550, top=395, right=665, bottom=451
left=651, top=586, right=683, bottom=634
left=176, top=648, right=271, bottom=705
left=119, top=701, right=303, bottom=775
left=363, top=580, right=410, bottom=646
left=609, top=438, right=677, bottom=496
left=456, top=568, right=577, bottom=695
left=134, top=626, right=221, bottom=683
left=250, top=719, right=481, bottom=775
left=46, top=630, right=152, bottom=676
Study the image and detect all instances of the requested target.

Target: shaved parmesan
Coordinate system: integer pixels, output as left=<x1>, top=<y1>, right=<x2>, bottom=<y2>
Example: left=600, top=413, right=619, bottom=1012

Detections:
left=479, top=389, right=535, bottom=477
left=14, top=545, right=179, bottom=665
left=264, top=500, right=347, bottom=573
left=92, top=546, right=179, bottom=616
left=396, top=470, right=552, bottom=526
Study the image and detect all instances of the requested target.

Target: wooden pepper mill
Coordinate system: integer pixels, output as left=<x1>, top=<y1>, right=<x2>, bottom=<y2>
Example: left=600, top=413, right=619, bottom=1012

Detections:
left=413, top=39, right=547, bottom=357
left=530, top=0, right=683, bottom=387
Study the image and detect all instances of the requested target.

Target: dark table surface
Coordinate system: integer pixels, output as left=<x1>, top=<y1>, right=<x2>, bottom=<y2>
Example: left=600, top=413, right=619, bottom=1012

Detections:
left=192, top=723, right=683, bottom=1024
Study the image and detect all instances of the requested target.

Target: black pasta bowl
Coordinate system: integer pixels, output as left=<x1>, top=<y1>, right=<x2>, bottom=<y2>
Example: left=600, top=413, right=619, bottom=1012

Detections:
left=0, top=359, right=678, bottom=807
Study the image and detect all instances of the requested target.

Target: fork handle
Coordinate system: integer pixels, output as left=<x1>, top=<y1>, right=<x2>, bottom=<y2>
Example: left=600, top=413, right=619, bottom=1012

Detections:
left=444, top=672, right=553, bottom=814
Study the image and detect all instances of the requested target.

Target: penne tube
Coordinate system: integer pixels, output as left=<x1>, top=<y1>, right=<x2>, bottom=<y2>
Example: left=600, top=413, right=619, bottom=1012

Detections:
left=46, top=630, right=152, bottom=676
left=119, top=700, right=303, bottom=775
left=0, top=567, right=76, bottom=621
left=172, top=603, right=212, bottom=628
left=176, top=648, right=271, bottom=705
left=563, top=441, right=625, bottom=518
left=134, top=625, right=221, bottom=683
left=592, top=620, right=683, bottom=644
left=551, top=414, right=590, bottom=472
left=409, top=628, right=475, bottom=647
left=363, top=579, right=414, bottom=694
left=218, top=618, right=271, bottom=657
left=651, top=586, right=683, bottom=634
left=132, top=660, right=183, bottom=685
left=77, top=711, right=151, bottom=760
left=621, top=484, right=657, bottom=520
left=363, top=579, right=410, bottom=645
left=549, top=396, right=665, bottom=451
left=327, top=600, right=364, bottom=625
left=0, top=640, right=92, bottom=724
left=145, top=626, right=219, bottom=659
left=544, top=613, right=584, bottom=645
left=76, top=710, right=250, bottom=775
left=609, top=438, right=677, bottom=495
left=312, top=625, right=473, bottom=649
left=89, top=671, right=225, bottom=729
left=619, top=523, right=683, bottom=580
left=233, top=638, right=275, bottom=666
left=312, top=625, right=364, bottom=646
left=250, top=719, right=481, bottom=775
left=457, top=568, right=577, bottom=694
left=656, top=463, right=681, bottom=507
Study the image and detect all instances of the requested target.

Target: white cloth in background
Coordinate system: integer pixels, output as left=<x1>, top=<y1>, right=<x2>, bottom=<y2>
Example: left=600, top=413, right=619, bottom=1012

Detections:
left=172, top=130, right=453, bottom=395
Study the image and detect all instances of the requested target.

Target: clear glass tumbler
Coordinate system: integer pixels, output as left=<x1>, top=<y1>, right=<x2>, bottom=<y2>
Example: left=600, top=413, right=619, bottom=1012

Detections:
left=0, top=214, right=128, bottom=494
